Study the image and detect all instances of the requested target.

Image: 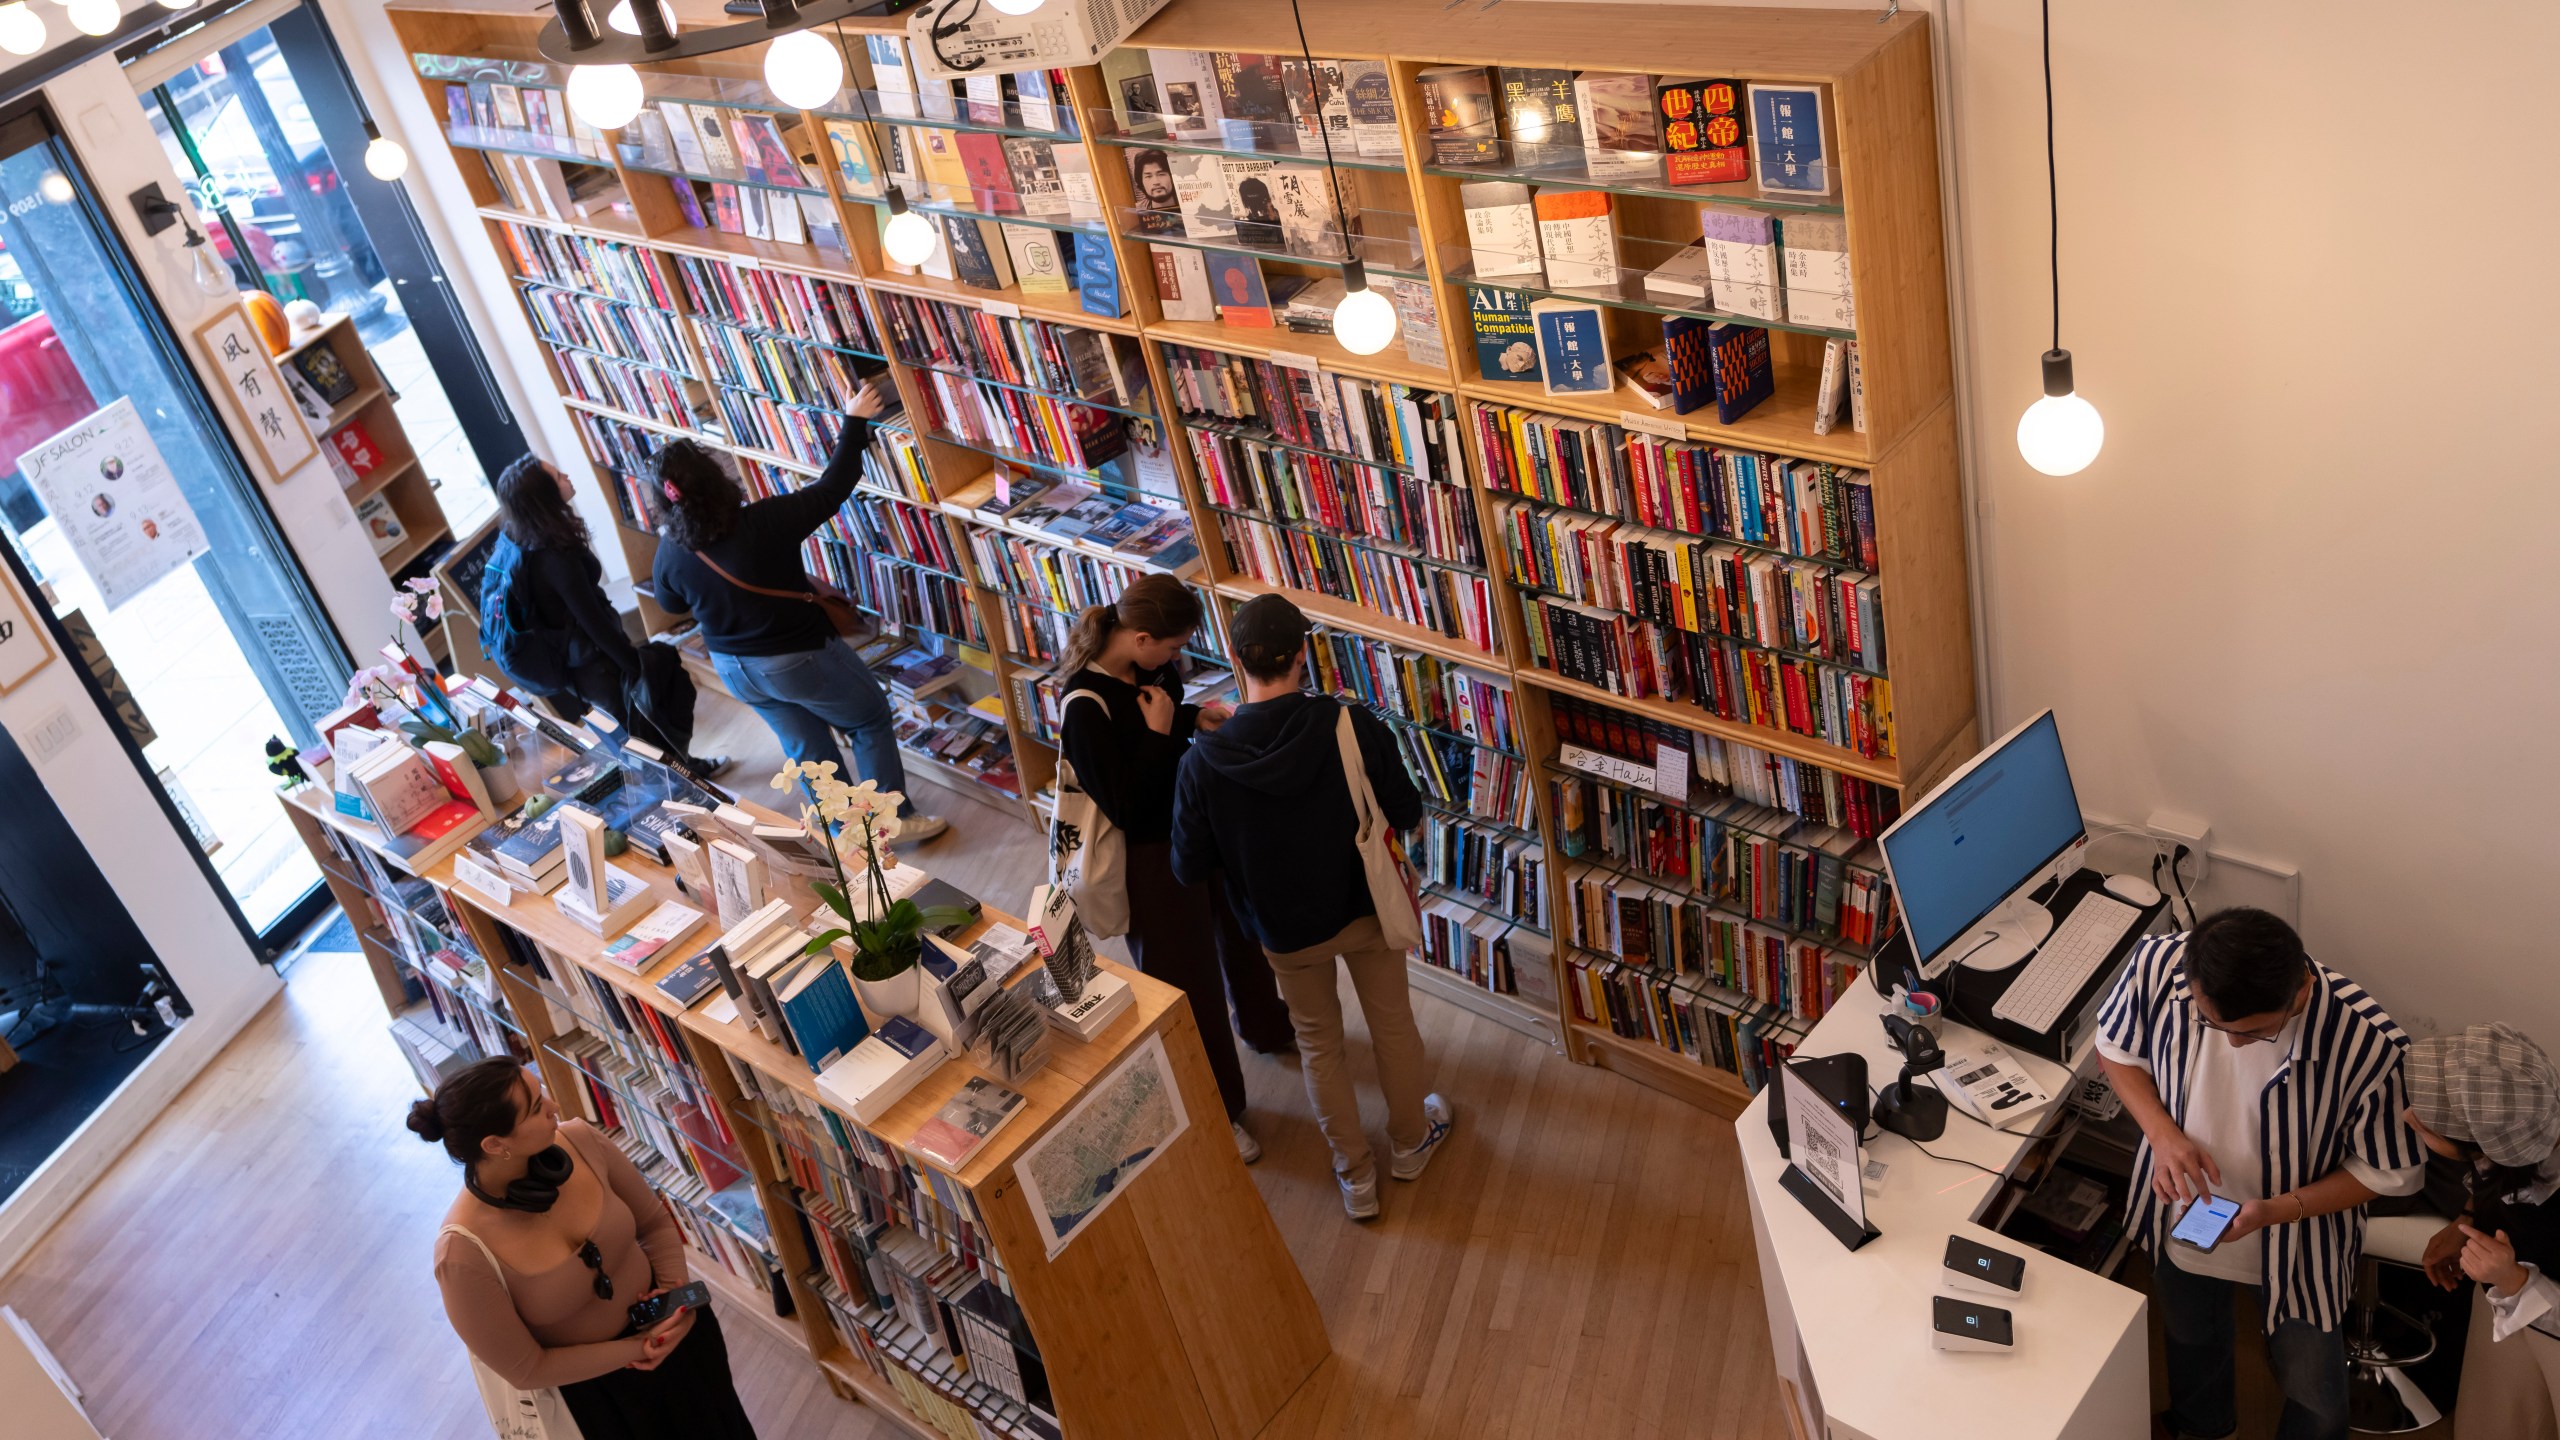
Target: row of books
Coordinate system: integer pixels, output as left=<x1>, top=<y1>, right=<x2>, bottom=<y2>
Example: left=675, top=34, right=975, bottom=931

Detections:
left=1216, top=515, right=1501, bottom=656
left=1518, top=592, right=1895, bottom=759
left=843, top=491, right=969, bottom=576
left=1550, top=693, right=1902, bottom=839
left=1564, top=865, right=1865, bottom=1021
left=1458, top=177, right=1851, bottom=329
left=624, top=1138, right=782, bottom=1306
left=1475, top=404, right=1879, bottom=570
left=553, top=1028, right=745, bottom=1198
left=1393, top=723, right=1534, bottom=831
left=1189, top=429, right=1485, bottom=568
left=521, top=284, right=696, bottom=377
left=1416, top=65, right=1832, bottom=200
left=673, top=253, right=884, bottom=353
left=875, top=293, right=1140, bottom=405
left=1122, top=140, right=1350, bottom=263
left=441, top=75, right=601, bottom=156
left=1551, top=774, right=1893, bottom=949
left=553, top=347, right=696, bottom=432
left=496, top=221, right=677, bottom=311
left=1411, top=813, right=1545, bottom=929
left=968, top=523, right=1159, bottom=620
left=1159, top=346, right=1465, bottom=483
left=844, top=555, right=988, bottom=650
left=1306, top=629, right=1520, bottom=756
left=1417, top=899, right=1554, bottom=1008
left=913, top=368, right=1127, bottom=473
left=1497, top=501, right=1887, bottom=672
left=891, top=692, right=1021, bottom=797
left=710, top=384, right=839, bottom=469
left=971, top=473, right=1201, bottom=574
left=1566, top=954, right=1793, bottom=1094
left=695, top=321, right=880, bottom=415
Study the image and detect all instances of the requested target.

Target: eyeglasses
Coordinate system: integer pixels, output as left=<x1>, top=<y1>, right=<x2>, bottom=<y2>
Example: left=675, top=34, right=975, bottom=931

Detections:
left=2197, top=1016, right=2289, bottom=1045
left=578, top=1239, right=612, bottom=1301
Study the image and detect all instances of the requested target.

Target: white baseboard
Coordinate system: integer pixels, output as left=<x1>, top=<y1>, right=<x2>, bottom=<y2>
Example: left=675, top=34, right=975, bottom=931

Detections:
left=0, top=978, right=281, bottom=1278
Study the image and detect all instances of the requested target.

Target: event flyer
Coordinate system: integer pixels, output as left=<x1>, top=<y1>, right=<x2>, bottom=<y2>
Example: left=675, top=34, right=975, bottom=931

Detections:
left=15, top=396, right=212, bottom=610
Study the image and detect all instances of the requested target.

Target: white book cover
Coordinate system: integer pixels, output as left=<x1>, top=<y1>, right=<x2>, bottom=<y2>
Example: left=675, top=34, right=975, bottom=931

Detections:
left=1847, top=340, right=1866, bottom=433
left=1341, top=59, right=1402, bottom=158
left=1813, top=339, right=1846, bottom=437
left=1269, top=164, right=1346, bottom=261
left=1783, top=239, right=1855, bottom=330
left=867, top=35, right=917, bottom=117
left=1170, top=153, right=1236, bottom=237
left=1644, top=243, right=1713, bottom=305
left=1052, top=146, right=1103, bottom=223
left=1152, top=245, right=1215, bottom=322
left=659, top=102, right=709, bottom=172
left=1150, top=51, right=1226, bottom=141
left=1460, top=181, right=1539, bottom=278
left=1535, top=199, right=1618, bottom=291
left=601, top=900, right=706, bottom=972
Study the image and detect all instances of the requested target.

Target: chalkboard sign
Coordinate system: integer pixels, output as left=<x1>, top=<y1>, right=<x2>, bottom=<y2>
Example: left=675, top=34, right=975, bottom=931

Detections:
left=434, top=516, right=504, bottom=625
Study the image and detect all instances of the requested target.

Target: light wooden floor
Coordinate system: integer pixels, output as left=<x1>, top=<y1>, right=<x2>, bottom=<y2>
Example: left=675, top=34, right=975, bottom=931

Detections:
left=0, top=694, right=1795, bottom=1440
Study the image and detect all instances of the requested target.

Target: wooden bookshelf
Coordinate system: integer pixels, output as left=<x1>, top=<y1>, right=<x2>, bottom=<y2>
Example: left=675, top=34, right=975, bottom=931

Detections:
left=385, top=0, right=1974, bottom=1121
left=283, top=316, right=453, bottom=610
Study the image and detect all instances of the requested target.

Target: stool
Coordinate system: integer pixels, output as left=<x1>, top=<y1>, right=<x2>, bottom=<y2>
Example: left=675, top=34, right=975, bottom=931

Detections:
left=2350, top=1211, right=2449, bottom=1433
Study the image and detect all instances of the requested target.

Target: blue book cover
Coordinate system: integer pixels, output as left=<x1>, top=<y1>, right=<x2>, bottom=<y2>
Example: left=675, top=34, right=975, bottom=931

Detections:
left=1530, top=298, right=1610, bottom=395
left=1469, top=286, right=1539, bottom=383
left=1708, top=322, right=1775, bottom=424
left=1074, top=233, right=1124, bottom=317
left=1202, top=251, right=1270, bottom=321
left=875, top=1015, right=940, bottom=1060
left=778, top=959, right=872, bottom=1073
left=1747, top=83, right=1831, bottom=196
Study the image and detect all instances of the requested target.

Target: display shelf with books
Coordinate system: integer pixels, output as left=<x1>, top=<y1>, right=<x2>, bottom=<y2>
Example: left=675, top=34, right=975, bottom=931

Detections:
left=277, top=315, right=451, bottom=587
left=392, top=0, right=1973, bottom=1121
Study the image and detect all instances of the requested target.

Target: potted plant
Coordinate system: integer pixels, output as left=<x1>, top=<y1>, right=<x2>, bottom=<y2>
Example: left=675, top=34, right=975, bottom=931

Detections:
left=781, top=761, right=969, bottom=1018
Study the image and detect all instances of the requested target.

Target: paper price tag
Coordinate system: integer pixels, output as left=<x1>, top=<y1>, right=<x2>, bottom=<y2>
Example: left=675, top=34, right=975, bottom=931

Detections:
left=454, top=853, right=513, bottom=909
left=1651, top=740, right=1690, bottom=801
left=1268, top=348, right=1320, bottom=373
left=1558, top=742, right=1658, bottom=792
left=1618, top=408, right=1687, bottom=441
left=980, top=298, right=1022, bottom=319
left=733, top=254, right=763, bottom=270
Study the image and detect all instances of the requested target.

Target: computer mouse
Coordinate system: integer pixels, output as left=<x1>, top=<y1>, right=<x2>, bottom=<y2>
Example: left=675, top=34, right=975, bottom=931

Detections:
left=2102, top=872, right=2162, bottom=907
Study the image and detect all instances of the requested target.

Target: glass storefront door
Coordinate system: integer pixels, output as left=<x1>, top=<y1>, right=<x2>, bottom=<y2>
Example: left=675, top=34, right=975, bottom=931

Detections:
left=0, top=106, right=347, bottom=943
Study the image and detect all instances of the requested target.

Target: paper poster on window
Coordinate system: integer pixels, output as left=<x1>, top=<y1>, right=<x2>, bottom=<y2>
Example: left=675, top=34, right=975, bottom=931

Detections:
left=14, top=397, right=213, bottom=612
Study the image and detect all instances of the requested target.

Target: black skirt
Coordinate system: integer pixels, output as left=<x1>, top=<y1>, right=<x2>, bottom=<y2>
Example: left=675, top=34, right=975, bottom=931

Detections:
left=557, top=1309, right=758, bottom=1439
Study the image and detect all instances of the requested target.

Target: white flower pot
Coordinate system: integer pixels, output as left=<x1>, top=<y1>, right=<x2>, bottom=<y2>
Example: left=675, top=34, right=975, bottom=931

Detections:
left=852, top=962, right=920, bottom=1022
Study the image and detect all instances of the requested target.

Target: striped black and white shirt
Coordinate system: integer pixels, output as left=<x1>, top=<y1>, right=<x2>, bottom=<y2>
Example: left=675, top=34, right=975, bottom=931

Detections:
left=2095, top=933, right=2426, bottom=1332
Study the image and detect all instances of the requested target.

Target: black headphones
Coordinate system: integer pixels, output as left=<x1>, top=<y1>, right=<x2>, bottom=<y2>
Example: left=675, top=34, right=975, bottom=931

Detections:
left=466, top=1144, right=575, bottom=1213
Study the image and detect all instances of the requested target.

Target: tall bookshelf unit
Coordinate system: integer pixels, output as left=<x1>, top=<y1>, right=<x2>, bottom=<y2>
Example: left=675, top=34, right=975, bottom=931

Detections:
left=387, top=0, right=1974, bottom=1119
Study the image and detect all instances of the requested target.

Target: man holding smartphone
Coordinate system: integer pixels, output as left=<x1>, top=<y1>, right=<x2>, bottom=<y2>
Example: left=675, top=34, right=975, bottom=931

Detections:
left=2094, top=908, right=2426, bottom=1440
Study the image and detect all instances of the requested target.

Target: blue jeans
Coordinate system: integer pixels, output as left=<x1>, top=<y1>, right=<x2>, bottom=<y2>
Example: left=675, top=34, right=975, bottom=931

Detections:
left=2151, top=1245, right=2349, bottom=1440
left=711, top=640, right=913, bottom=814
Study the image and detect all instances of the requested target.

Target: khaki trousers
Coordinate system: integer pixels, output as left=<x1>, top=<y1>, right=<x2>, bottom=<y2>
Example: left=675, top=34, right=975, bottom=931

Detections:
left=2457, top=1288, right=2560, bottom=1440
left=1263, top=915, right=1429, bottom=1185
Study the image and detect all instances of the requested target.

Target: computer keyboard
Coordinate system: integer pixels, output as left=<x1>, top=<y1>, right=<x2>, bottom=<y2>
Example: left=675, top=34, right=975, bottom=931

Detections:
left=1991, top=894, right=2140, bottom=1032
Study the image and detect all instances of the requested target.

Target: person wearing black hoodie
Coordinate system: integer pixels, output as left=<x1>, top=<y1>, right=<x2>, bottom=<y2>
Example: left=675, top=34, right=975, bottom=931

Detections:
left=1171, top=594, right=1455, bottom=1221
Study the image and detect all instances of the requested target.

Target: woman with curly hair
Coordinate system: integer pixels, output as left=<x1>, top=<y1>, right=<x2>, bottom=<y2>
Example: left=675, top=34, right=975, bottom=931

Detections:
left=649, top=377, right=945, bottom=840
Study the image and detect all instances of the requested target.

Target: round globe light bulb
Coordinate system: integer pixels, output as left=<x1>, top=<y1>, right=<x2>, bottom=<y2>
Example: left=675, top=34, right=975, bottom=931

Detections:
left=881, top=206, right=938, bottom=267
left=0, top=3, right=42, bottom=54
left=2016, top=391, right=2103, bottom=477
left=987, top=0, right=1044, bottom=14
left=763, top=30, right=843, bottom=110
left=38, top=171, right=73, bottom=204
left=1332, top=283, right=1399, bottom=356
left=158, top=0, right=195, bottom=10
left=605, top=0, right=676, bottom=35
left=565, top=64, right=646, bottom=131
left=66, top=0, right=117, bottom=36
left=364, top=135, right=411, bottom=182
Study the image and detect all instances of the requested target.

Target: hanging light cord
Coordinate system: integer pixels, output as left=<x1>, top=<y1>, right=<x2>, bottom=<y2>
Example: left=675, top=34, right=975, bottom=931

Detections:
left=1286, top=0, right=1357, bottom=270
left=2041, top=0, right=2058, bottom=355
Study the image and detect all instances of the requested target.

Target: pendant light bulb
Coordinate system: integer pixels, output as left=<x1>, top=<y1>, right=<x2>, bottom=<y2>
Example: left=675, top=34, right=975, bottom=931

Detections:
left=2016, top=349, right=2103, bottom=477
left=0, top=3, right=41, bottom=55
left=565, top=63, right=646, bottom=131
left=363, top=123, right=410, bottom=182
left=605, top=0, right=675, bottom=35
left=763, top=30, right=844, bottom=110
left=987, top=0, right=1045, bottom=14
left=38, top=171, right=72, bottom=204
left=157, top=0, right=195, bottom=10
left=188, top=236, right=233, bottom=298
left=880, top=191, right=937, bottom=267
left=1331, top=263, right=1398, bottom=356
left=66, top=0, right=116, bottom=36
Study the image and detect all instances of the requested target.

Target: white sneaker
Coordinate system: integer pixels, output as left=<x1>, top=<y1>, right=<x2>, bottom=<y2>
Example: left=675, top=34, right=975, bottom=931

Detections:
left=1339, top=1170, right=1379, bottom=1221
left=1232, top=1120, right=1261, bottom=1164
left=1389, top=1094, right=1455, bottom=1181
left=900, top=813, right=950, bottom=843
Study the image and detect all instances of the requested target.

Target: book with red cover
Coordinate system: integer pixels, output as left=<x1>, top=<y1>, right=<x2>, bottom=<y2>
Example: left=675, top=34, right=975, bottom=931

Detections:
left=711, top=183, right=744, bottom=234
left=331, top=422, right=384, bottom=477
left=952, top=131, right=1022, bottom=213
left=1657, top=78, right=1749, bottom=186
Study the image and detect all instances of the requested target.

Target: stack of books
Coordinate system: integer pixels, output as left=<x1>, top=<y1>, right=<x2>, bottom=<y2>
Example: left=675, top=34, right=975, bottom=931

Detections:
left=495, top=222, right=680, bottom=309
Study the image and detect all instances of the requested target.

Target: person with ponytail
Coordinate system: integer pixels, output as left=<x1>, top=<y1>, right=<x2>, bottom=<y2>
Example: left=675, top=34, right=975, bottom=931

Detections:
left=651, top=376, right=947, bottom=842
left=413, top=1058, right=758, bottom=1438
left=1057, top=574, right=1292, bottom=1163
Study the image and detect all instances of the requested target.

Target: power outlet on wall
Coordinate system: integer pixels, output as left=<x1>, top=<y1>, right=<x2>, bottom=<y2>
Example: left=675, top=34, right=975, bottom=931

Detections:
left=2144, top=809, right=2213, bottom=888
left=26, top=706, right=80, bottom=762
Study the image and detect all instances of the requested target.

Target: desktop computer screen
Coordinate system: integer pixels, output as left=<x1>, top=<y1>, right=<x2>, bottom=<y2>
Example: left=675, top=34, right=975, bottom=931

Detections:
left=1878, top=711, right=2085, bottom=976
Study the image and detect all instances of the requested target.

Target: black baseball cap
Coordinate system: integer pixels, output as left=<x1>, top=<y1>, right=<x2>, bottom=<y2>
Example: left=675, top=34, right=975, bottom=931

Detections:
left=1228, top=593, right=1311, bottom=663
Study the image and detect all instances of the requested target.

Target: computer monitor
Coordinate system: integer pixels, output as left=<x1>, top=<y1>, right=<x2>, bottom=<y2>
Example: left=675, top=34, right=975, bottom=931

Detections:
left=1877, top=710, right=2086, bottom=979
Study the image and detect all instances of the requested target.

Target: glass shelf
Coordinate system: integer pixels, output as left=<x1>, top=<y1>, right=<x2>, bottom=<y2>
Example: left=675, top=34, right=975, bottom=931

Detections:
left=1364, top=706, right=1524, bottom=761
left=515, top=274, right=680, bottom=318
left=1205, top=503, right=1486, bottom=577
left=898, top=196, right=1112, bottom=242
left=1417, top=796, right=1541, bottom=846
left=1509, top=578, right=1888, bottom=680
left=1564, top=942, right=1815, bottom=1041
left=1175, top=413, right=1422, bottom=478
left=1542, top=759, right=1887, bottom=878
left=1088, top=110, right=1412, bottom=177
left=1442, top=248, right=1854, bottom=341
left=443, top=125, right=610, bottom=165
left=820, top=88, right=1078, bottom=143
left=1118, top=203, right=1427, bottom=283
left=619, top=153, right=827, bottom=200
left=535, top=332, right=697, bottom=381
left=1419, top=139, right=1845, bottom=216
left=692, top=312, right=890, bottom=365
left=1415, top=880, right=1549, bottom=937
left=897, top=355, right=1158, bottom=420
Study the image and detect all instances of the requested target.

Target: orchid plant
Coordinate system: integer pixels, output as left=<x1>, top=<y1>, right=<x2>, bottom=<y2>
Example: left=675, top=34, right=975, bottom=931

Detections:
left=776, top=760, right=969, bottom=981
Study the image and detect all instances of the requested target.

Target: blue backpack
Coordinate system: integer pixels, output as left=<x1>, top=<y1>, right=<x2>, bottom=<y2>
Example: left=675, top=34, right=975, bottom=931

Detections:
left=478, top=533, right=573, bottom=693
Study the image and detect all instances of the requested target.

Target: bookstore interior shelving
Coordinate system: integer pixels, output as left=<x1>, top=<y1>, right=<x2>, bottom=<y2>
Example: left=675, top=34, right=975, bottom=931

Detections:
left=385, top=0, right=1973, bottom=1119
left=283, top=313, right=457, bottom=594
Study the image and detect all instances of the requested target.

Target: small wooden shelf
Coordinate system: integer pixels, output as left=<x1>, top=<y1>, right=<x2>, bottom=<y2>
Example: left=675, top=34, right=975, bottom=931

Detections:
left=1571, top=1020, right=1755, bottom=1119
left=379, top=522, right=449, bottom=576
left=321, top=383, right=388, bottom=435
left=343, top=457, right=419, bottom=507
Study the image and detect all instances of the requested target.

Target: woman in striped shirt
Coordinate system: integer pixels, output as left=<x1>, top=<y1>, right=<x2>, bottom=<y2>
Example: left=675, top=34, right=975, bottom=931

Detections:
left=2094, top=907, right=2425, bottom=1440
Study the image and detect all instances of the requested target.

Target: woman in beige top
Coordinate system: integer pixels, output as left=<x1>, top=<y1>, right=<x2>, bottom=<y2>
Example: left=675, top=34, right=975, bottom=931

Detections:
left=411, top=1058, right=758, bottom=1438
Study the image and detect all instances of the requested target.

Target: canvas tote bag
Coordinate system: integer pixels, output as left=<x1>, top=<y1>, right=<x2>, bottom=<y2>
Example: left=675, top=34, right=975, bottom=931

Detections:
left=1335, top=707, right=1423, bottom=951
left=438, top=1224, right=588, bottom=1440
left=1046, top=689, right=1130, bottom=937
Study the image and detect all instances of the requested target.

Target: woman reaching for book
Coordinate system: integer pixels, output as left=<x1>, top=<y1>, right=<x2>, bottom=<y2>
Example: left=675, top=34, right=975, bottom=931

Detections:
left=1056, top=574, right=1294, bottom=1165
left=413, top=1058, right=759, bottom=1439
left=651, top=377, right=947, bottom=842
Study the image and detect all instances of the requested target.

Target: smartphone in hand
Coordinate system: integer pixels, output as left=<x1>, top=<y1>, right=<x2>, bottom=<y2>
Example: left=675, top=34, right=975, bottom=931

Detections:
left=626, top=1281, right=711, bottom=1332
left=2170, top=1195, right=2243, bottom=1252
